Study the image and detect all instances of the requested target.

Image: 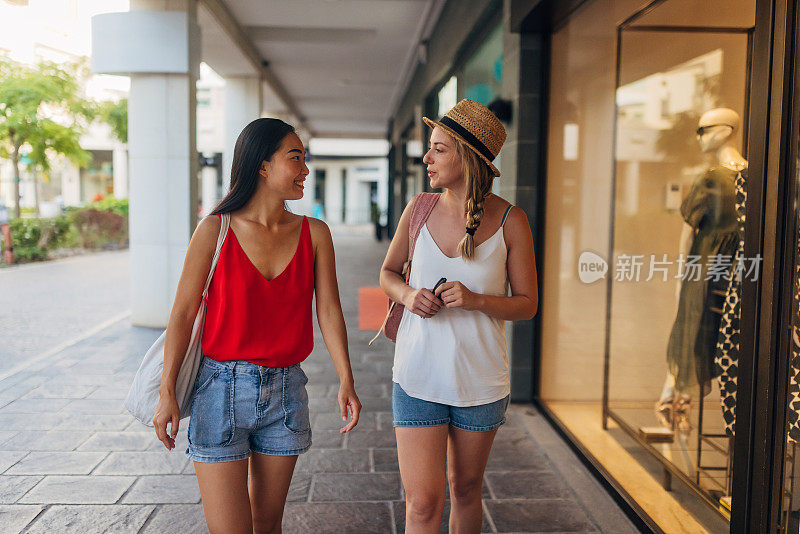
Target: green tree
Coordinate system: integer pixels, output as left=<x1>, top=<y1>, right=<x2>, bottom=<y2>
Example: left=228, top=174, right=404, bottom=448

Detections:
left=98, top=98, right=127, bottom=144
left=0, top=58, right=95, bottom=217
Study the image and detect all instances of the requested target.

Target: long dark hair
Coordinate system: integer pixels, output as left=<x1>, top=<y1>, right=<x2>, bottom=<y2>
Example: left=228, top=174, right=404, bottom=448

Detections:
left=211, top=118, right=296, bottom=215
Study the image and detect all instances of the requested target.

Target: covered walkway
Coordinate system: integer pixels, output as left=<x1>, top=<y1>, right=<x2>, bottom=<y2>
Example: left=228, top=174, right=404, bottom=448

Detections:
left=0, top=230, right=635, bottom=533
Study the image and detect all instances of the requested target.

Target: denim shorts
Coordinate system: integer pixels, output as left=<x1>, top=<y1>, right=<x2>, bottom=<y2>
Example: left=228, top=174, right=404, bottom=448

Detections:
left=392, top=382, right=509, bottom=432
left=185, top=357, right=312, bottom=463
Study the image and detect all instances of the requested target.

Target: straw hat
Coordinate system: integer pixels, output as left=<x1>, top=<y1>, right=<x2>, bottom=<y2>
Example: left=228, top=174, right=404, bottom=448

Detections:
left=423, top=99, right=506, bottom=177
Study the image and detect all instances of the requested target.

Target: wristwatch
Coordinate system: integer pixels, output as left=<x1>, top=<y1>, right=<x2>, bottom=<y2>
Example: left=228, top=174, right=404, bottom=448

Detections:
left=5, top=246, right=12, bottom=252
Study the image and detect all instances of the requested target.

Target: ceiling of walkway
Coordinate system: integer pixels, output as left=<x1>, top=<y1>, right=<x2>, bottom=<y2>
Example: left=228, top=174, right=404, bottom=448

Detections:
left=199, top=0, right=444, bottom=138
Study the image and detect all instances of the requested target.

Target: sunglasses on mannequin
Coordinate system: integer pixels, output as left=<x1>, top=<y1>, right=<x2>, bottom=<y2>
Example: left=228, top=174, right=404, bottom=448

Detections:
left=696, top=124, right=733, bottom=137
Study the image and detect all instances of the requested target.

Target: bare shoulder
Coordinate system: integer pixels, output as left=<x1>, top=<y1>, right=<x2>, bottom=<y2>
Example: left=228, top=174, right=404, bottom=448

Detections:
left=193, top=214, right=222, bottom=245
left=307, top=216, right=333, bottom=250
left=503, top=205, right=531, bottom=245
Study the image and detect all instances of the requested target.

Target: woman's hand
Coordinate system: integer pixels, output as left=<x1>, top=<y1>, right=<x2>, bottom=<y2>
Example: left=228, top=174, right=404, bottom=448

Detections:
left=153, top=392, right=181, bottom=450
left=403, top=288, right=443, bottom=318
left=338, top=382, right=362, bottom=434
left=434, top=281, right=483, bottom=311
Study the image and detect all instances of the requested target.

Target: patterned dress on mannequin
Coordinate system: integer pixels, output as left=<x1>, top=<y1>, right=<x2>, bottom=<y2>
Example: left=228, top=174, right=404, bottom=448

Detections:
left=714, top=167, right=747, bottom=437
left=667, top=167, right=739, bottom=394
left=788, top=231, right=800, bottom=443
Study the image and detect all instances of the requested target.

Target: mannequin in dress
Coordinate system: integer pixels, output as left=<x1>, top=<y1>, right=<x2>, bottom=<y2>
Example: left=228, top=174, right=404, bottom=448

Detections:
left=657, top=108, right=745, bottom=433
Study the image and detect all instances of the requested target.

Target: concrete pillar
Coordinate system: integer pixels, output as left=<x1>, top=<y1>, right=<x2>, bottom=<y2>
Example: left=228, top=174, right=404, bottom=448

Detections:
left=92, top=0, right=201, bottom=327
left=223, top=77, right=262, bottom=194
left=112, top=145, right=128, bottom=199
left=501, top=0, right=547, bottom=401
left=200, top=165, right=218, bottom=216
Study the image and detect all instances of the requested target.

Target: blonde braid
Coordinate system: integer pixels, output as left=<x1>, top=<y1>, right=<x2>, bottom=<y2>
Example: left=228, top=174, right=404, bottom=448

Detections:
left=455, top=138, right=493, bottom=260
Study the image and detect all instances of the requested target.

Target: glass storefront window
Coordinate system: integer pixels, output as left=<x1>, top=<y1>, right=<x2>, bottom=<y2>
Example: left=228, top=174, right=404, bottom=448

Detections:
left=540, top=0, right=754, bottom=531
left=437, top=76, right=457, bottom=119
left=460, top=24, right=503, bottom=107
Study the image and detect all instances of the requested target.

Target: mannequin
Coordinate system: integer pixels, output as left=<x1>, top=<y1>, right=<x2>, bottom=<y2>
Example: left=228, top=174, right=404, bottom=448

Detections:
left=659, top=108, right=743, bottom=433
left=705, top=108, right=747, bottom=438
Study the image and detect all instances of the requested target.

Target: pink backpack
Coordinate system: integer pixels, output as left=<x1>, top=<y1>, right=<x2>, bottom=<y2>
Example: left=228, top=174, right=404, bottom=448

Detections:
left=370, top=192, right=440, bottom=345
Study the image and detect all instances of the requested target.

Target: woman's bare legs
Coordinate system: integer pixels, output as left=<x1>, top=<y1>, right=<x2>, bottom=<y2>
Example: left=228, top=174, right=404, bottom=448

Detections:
left=194, top=458, right=252, bottom=534
left=396, top=425, right=449, bottom=533
left=447, top=427, right=497, bottom=534
left=248, top=452, right=299, bottom=534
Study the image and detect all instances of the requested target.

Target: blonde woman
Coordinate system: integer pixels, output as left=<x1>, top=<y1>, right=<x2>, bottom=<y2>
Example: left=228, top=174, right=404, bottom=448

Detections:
left=380, top=99, right=539, bottom=533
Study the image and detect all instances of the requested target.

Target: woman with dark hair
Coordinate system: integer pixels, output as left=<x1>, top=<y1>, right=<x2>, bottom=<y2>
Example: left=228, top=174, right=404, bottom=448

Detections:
left=153, top=118, right=361, bottom=533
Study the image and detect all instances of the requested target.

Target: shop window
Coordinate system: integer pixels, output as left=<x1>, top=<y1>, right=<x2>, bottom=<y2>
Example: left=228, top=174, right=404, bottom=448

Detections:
left=540, top=0, right=754, bottom=531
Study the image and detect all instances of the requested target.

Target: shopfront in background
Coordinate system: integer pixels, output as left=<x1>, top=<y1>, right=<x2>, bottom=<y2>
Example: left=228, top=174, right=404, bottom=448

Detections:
left=512, top=0, right=800, bottom=531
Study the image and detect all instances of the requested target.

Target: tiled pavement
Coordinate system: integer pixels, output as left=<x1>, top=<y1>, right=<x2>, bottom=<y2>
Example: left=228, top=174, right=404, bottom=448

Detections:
left=0, top=231, right=637, bottom=533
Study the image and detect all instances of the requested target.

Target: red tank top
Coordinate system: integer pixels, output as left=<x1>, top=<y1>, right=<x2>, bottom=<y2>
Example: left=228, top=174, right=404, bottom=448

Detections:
left=202, top=215, right=314, bottom=366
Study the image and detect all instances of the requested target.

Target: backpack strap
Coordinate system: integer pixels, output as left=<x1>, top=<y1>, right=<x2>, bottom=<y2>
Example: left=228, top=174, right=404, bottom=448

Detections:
left=405, top=193, right=440, bottom=278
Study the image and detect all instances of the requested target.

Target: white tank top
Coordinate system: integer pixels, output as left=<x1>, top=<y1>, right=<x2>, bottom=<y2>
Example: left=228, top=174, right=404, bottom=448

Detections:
left=392, top=212, right=511, bottom=407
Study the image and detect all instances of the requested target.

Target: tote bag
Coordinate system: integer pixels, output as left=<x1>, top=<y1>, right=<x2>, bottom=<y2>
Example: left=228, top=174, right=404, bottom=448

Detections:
left=124, top=213, right=230, bottom=427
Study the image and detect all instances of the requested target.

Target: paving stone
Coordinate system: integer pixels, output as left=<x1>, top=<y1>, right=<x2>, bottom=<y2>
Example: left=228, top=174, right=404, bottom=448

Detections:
left=0, top=475, right=43, bottom=503
left=86, top=386, right=128, bottom=400
left=306, top=384, right=333, bottom=399
left=24, top=504, right=155, bottom=533
left=0, top=504, right=44, bottom=533
left=282, top=502, right=392, bottom=533
left=287, top=473, right=311, bottom=502
left=94, top=451, right=188, bottom=475
left=6, top=452, right=107, bottom=475
left=77, top=431, right=157, bottom=451
left=486, top=471, right=571, bottom=500
left=140, top=504, right=208, bottom=533
left=19, top=475, right=136, bottom=504
left=53, top=413, right=136, bottom=431
left=0, top=431, right=18, bottom=446
left=48, top=374, right=122, bottom=387
left=182, top=461, right=196, bottom=475
left=311, top=473, right=401, bottom=501
left=486, top=499, right=598, bottom=532
left=314, top=411, right=376, bottom=431
left=121, top=475, right=200, bottom=504
left=0, top=413, right=67, bottom=430
left=346, top=429, right=396, bottom=449
left=58, top=398, right=126, bottom=414
left=311, top=430, right=346, bottom=449
left=376, top=411, right=394, bottom=430
left=0, top=398, right=72, bottom=414
left=21, top=384, right=97, bottom=399
left=372, top=448, right=398, bottom=472
left=486, top=441, right=553, bottom=472
left=1, top=430, right=93, bottom=451
left=393, top=500, right=493, bottom=533
left=0, top=451, right=28, bottom=474
left=295, top=449, right=370, bottom=474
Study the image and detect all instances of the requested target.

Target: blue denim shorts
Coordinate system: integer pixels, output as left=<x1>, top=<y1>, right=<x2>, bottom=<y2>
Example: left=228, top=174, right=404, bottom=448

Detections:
left=185, top=357, right=312, bottom=463
left=392, top=382, right=509, bottom=432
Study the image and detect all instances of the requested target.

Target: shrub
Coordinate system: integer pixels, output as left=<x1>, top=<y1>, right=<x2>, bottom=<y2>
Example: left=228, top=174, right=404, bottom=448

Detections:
left=4, top=203, right=128, bottom=264
left=7, top=216, right=70, bottom=262
left=64, top=208, right=128, bottom=249
left=89, top=195, right=128, bottom=216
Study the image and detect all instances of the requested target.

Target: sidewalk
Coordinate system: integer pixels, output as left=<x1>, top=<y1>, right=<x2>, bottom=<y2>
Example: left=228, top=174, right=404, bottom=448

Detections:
left=0, top=231, right=637, bottom=533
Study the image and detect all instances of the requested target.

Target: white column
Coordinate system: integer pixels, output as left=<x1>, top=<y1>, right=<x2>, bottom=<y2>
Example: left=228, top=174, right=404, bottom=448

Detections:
left=200, top=165, right=218, bottom=216
left=112, top=144, right=128, bottom=199
left=123, top=1, right=200, bottom=327
left=223, top=77, right=261, bottom=194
